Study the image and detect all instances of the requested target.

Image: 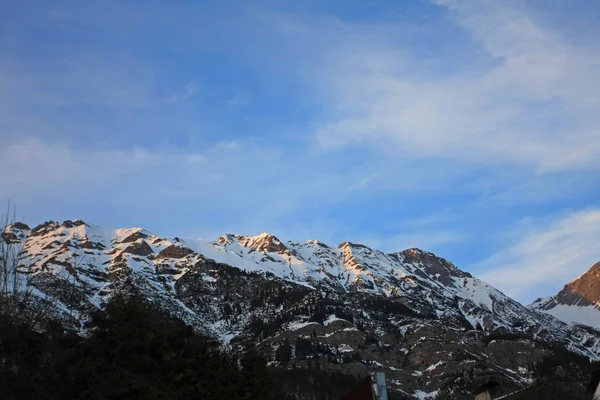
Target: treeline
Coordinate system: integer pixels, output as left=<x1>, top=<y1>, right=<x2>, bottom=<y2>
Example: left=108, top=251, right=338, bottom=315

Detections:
left=0, top=288, right=280, bottom=400
left=270, top=368, right=361, bottom=400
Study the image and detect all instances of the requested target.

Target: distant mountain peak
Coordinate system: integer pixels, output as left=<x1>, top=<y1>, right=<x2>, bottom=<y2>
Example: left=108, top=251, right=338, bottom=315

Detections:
left=61, top=219, right=88, bottom=228
left=401, top=247, right=434, bottom=257
left=223, top=232, right=292, bottom=255
left=531, top=261, right=600, bottom=329
left=9, top=221, right=30, bottom=231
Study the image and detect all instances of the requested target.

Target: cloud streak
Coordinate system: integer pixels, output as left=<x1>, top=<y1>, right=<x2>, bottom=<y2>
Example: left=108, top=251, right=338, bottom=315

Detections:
left=476, top=208, right=600, bottom=302
left=305, top=0, right=600, bottom=171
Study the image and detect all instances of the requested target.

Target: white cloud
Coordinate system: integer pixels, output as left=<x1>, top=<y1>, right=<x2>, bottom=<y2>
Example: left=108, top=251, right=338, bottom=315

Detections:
left=475, top=208, right=600, bottom=302
left=0, top=138, right=278, bottom=200
left=347, top=172, right=383, bottom=192
left=307, top=0, right=600, bottom=171
left=166, top=82, right=199, bottom=104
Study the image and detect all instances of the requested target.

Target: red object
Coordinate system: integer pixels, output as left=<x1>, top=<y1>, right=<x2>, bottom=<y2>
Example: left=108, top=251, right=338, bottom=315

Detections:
left=342, top=376, right=375, bottom=400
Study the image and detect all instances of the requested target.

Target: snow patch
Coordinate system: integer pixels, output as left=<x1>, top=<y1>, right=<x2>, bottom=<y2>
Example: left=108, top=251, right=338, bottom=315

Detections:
left=425, top=361, right=445, bottom=372
left=540, top=303, right=600, bottom=330
left=413, top=390, right=439, bottom=399
left=286, top=321, right=319, bottom=331
left=324, top=314, right=346, bottom=326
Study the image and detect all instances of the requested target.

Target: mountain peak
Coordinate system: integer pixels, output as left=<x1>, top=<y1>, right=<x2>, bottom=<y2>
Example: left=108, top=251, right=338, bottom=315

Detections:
left=398, top=247, right=471, bottom=284
left=403, top=247, right=428, bottom=256
left=532, top=261, right=600, bottom=329
left=237, top=232, right=289, bottom=254
left=337, top=241, right=371, bottom=250
left=559, top=261, right=600, bottom=305
left=550, top=261, right=600, bottom=308
left=61, top=219, right=88, bottom=228
left=215, top=233, right=235, bottom=246
left=214, top=232, right=293, bottom=256
left=9, top=221, right=30, bottom=231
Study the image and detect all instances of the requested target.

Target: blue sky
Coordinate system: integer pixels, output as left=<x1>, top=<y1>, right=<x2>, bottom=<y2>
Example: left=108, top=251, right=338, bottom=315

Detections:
left=2, top=0, right=600, bottom=303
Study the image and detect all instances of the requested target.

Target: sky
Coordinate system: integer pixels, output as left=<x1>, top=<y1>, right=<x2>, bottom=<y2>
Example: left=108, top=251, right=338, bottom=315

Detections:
left=1, top=0, right=600, bottom=304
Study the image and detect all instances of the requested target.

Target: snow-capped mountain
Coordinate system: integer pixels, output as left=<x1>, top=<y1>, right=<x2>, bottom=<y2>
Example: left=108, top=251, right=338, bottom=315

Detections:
left=531, top=261, right=600, bottom=330
left=4, top=219, right=600, bottom=399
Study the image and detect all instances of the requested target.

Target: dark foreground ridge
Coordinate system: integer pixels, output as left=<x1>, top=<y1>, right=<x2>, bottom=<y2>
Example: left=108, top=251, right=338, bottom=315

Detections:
left=0, top=288, right=283, bottom=400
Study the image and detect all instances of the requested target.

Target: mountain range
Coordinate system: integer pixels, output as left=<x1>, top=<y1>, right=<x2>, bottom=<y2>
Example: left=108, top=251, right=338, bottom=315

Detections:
left=4, top=219, right=600, bottom=399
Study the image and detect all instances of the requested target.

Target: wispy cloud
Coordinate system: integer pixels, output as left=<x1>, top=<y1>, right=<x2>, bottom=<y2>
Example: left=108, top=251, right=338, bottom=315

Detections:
left=302, top=0, right=600, bottom=172
left=166, top=82, right=199, bottom=104
left=347, top=172, right=383, bottom=192
left=0, top=137, right=394, bottom=238
left=0, top=139, right=233, bottom=197
left=476, top=208, right=600, bottom=302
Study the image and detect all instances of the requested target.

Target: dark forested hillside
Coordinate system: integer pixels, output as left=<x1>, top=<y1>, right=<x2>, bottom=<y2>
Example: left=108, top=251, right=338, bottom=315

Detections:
left=0, top=287, right=283, bottom=400
left=1, top=290, right=597, bottom=400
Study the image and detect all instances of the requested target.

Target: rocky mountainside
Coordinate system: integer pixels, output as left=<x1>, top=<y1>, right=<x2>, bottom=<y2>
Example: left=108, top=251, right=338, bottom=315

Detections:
left=531, top=262, right=600, bottom=330
left=4, top=219, right=600, bottom=399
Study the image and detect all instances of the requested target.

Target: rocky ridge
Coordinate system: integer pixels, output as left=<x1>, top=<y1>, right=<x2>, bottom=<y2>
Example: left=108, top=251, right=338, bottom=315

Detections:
left=4, top=219, right=600, bottom=399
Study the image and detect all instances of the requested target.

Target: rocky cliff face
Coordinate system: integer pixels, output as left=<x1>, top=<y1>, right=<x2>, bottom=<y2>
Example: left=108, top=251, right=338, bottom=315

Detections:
left=4, top=220, right=600, bottom=399
left=531, top=262, right=600, bottom=330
